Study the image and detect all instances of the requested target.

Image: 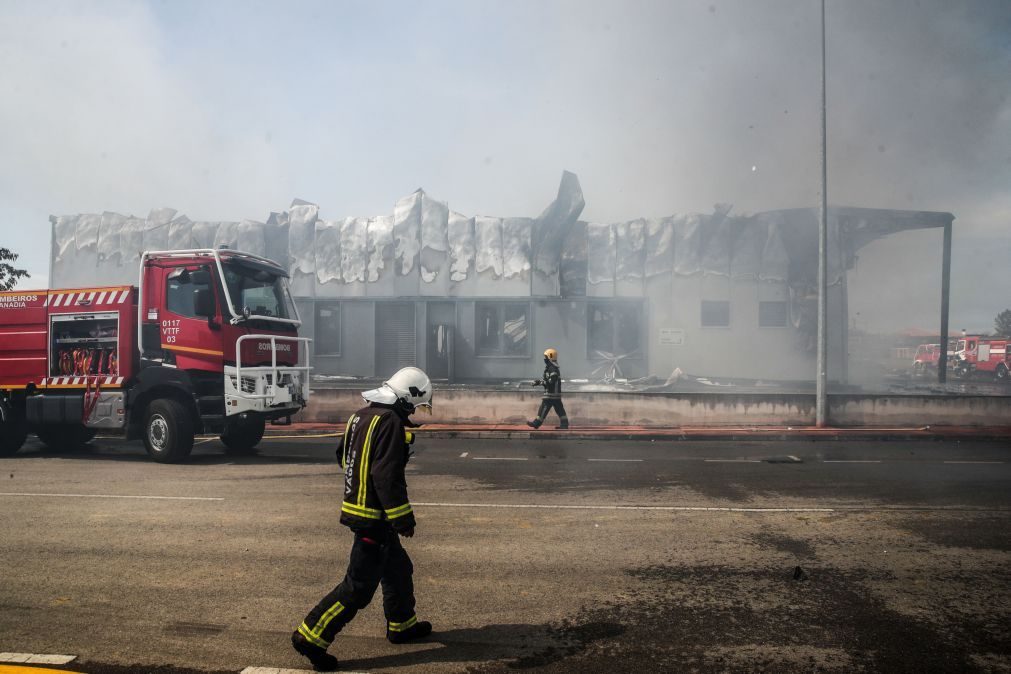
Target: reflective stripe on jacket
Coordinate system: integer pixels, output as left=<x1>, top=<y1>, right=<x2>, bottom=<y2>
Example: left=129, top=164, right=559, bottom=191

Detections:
left=338, top=405, right=416, bottom=532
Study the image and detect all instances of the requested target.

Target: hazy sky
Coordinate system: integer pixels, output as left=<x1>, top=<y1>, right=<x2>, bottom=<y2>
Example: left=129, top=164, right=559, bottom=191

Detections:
left=1, top=0, right=1008, bottom=332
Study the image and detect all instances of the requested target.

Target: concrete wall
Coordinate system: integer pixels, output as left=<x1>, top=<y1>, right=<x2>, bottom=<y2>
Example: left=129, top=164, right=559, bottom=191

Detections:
left=299, top=387, right=1011, bottom=428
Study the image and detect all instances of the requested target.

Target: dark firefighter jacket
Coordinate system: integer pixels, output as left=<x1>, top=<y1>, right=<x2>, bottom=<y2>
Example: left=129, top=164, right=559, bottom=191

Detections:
left=338, top=404, right=416, bottom=533
left=539, top=362, right=562, bottom=399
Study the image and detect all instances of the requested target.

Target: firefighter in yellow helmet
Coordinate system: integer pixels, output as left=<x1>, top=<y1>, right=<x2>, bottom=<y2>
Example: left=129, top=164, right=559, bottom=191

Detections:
left=527, top=348, right=569, bottom=429
left=292, top=367, right=433, bottom=671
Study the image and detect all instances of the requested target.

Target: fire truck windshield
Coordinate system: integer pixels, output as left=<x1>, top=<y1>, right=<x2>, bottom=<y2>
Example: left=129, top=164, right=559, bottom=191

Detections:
left=222, top=262, right=298, bottom=323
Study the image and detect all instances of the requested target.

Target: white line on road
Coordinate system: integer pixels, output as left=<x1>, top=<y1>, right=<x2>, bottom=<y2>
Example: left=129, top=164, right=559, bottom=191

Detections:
left=0, top=492, right=224, bottom=501
left=241, top=668, right=369, bottom=674
left=472, top=457, right=528, bottom=461
left=824, top=460, right=882, bottom=463
left=194, top=437, right=218, bottom=445
left=704, top=459, right=761, bottom=463
left=0, top=653, right=77, bottom=664
left=943, top=460, right=1005, bottom=464
left=459, top=452, right=468, bottom=458
left=414, top=502, right=833, bottom=512
left=262, top=433, right=341, bottom=439
left=588, top=458, right=643, bottom=462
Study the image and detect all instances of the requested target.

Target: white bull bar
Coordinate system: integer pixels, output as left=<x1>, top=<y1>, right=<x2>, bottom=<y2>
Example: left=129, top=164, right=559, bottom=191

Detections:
left=225, top=334, right=312, bottom=416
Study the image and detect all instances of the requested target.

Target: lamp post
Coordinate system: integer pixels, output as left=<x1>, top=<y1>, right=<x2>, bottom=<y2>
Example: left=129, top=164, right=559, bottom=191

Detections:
left=816, top=0, right=829, bottom=427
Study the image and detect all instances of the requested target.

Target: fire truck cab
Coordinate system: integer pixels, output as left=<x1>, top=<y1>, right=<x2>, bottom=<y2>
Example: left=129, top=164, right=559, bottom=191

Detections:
left=0, top=248, right=311, bottom=462
left=951, top=335, right=1010, bottom=383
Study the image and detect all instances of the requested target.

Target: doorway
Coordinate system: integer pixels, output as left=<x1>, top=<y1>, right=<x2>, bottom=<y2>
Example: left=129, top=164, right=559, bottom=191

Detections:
left=426, top=302, right=456, bottom=381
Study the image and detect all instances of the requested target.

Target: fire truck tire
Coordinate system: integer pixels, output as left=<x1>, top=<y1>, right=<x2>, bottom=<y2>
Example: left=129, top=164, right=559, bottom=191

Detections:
left=143, top=399, right=194, bottom=463
left=220, top=416, right=265, bottom=453
left=996, top=364, right=1010, bottom=385
left=35, top=425, right=96, bottom=451
left=0, top=410, right=28, bottom=457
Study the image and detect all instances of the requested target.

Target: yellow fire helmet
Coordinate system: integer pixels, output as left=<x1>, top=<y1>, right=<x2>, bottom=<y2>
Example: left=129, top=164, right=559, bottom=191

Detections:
left=544, top=348, right=558, bottom=362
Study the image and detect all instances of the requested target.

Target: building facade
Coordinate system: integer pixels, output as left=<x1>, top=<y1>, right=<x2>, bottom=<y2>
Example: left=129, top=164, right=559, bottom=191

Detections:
left=48, top=172, right=953, bottom=384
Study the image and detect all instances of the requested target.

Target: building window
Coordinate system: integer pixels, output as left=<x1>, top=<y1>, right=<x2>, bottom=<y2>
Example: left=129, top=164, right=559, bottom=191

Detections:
left=759, top=301, right=788, bottom=328
left=701, top=300, right=730, bottom=328
left=588, top=302, right=643, bottom=357
left=315, top=302, right=341, bottom=355
left=476, top=302, right=529, bottom=357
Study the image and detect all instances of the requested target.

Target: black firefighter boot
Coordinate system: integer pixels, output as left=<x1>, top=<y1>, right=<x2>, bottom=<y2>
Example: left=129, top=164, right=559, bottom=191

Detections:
left=291, top=631, right=339, bottom=672
left=387, top=618, right=433, bottom=644
left=526, top=418, right=542, bottom=429
left=557, top=416, right=569, bottom=430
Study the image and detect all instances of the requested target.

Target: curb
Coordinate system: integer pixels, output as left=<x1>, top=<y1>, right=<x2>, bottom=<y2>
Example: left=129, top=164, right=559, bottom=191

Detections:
left=264, top=426, right=1011, bottom=442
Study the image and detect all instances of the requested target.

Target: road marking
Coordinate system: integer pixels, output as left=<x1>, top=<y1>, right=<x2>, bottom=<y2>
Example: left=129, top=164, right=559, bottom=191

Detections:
left=0, top=492, right=224, bottom=501
left=824, top=460, right=882, bottom=463
left=0, top=653, right=77, bottom=665
left=194, top=437, right=218, bottom=445
left=414, top=502, right=833, bottom=512
left=460, top=452, right=469, bottom=458
left=262, top=433, right=341, bottom=439
left=704, top=459, right=761, bottom=463
left=588, top=458, right=643, bottom=462
left=943, top=460, right=1004, bottom=464
left=240, top=668, right=370, bottom=674
left=472, top=457, right=528, bottom=461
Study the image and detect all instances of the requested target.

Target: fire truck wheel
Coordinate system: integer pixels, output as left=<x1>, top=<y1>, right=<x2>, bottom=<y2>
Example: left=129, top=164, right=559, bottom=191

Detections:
left=220, top=416, right=266, bottom=454
left=996, top=364, right=1010, bottom=385
left=0, top=410, right=28, bottom=457
left=143, top=399, right=195, bottom=463
left=35, top=425, right=96, bottom=451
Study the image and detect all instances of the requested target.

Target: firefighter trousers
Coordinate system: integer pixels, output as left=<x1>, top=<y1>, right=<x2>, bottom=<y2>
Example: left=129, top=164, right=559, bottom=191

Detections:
left=297, top=526, right=417, bottom=648
left=532, top=398, right=568, bottom=427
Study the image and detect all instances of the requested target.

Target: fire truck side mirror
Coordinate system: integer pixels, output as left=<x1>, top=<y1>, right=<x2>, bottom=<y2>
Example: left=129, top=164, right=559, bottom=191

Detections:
left=194, top=288, right=216, bottom=318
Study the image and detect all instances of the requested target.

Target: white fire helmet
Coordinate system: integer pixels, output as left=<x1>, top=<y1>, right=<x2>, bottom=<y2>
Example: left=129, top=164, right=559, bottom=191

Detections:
left=362, top=366, right=433, bottom=413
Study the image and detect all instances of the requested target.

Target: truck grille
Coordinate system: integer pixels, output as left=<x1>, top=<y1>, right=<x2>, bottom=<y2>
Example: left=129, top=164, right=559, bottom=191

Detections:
left=229, top=372, right=297, bottom=395
left=229, top=375, right=258, bottom=394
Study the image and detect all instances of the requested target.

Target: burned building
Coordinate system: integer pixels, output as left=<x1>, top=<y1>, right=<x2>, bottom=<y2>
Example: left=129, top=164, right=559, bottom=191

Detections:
left=48, top=171, right=953, bottom=384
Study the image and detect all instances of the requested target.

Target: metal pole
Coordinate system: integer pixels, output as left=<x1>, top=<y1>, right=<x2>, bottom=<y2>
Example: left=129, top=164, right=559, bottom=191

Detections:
left=938, top=220, right=952, bottom=383
left=816, top=0, right=829, bottom=427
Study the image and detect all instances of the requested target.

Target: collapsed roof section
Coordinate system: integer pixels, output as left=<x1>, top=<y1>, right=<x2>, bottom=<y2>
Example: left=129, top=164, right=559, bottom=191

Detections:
left=49, top=171, right=953, bottom=297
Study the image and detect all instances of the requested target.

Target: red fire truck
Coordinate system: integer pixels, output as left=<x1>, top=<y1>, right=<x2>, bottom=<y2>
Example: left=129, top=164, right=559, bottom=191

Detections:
left=951, top=335, right=1010, bottom=383
left=911, top=343, right=942, bottom=376
left=911, top=340, right=958, bottom=377
left=0, top=249, right=310, bottom=462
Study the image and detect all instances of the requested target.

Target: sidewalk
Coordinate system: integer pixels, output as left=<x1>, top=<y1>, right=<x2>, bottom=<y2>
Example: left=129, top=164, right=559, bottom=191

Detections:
left=266, top=421, right=1011, bottom=442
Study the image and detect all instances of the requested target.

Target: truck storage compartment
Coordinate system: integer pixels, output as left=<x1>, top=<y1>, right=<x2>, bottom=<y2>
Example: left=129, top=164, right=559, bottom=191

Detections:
left=50, top=311, right=119, bottom=377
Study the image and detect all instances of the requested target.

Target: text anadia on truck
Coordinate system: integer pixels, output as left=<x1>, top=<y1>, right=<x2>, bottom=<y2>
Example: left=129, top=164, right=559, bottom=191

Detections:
left=0, top=248, right=311, bottom=462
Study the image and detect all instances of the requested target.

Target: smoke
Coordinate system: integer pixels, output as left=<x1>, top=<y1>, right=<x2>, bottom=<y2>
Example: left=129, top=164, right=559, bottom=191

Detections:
left=0, top=0, right=1007, bottom=332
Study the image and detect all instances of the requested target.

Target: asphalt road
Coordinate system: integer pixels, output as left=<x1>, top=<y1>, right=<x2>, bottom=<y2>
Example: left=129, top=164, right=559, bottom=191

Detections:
left=1, top=435, right=1009, bottom=673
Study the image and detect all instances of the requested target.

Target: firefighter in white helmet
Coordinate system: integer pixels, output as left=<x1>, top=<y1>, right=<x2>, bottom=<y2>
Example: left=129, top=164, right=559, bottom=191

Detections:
left=293, top=367, right=433, bottom=671
left=527, top=347, right=569, bottom=429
